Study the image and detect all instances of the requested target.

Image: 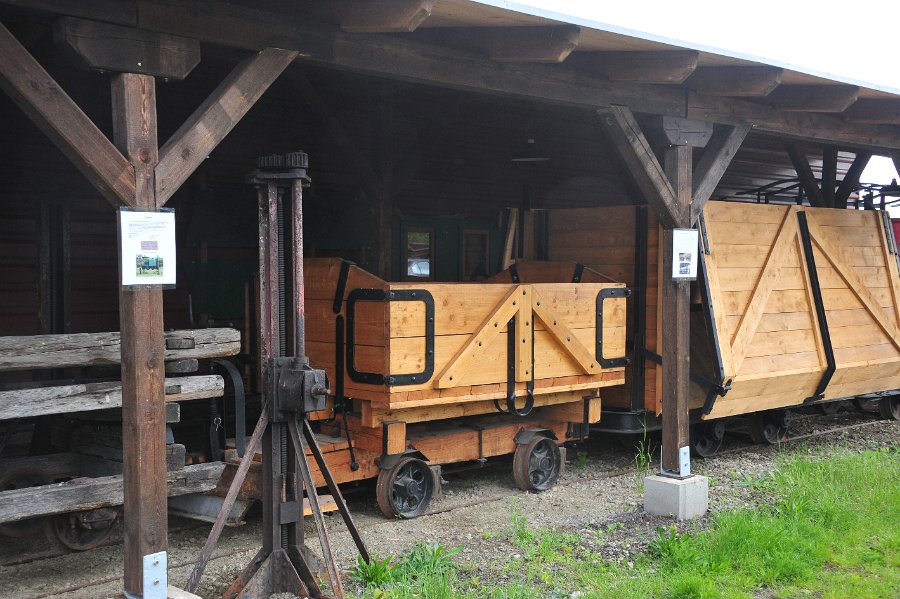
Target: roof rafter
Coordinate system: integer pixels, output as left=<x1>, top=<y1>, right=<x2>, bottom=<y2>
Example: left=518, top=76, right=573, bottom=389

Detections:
left=768, top=84, right=859, bottom=113
left=3, top=0, right=898, bottom=150
left=570, top=50, right=698, bottom=84
left=686, top=66, right=783, bottom=97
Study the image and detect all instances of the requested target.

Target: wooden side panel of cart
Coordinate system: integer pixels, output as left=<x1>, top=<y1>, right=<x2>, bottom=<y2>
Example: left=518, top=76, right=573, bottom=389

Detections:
left=547, top=206, right=662, bottom=411
left=304, top=258, right=626, bottom=427
left=702, top=202, right=900, bottom=418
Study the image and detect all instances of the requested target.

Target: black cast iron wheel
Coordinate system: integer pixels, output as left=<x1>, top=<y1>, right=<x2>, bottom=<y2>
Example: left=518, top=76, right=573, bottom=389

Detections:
left=748, top=410, right=790, bottom=445
left=690, top=420, right=725, bottom=458
left=879, top=395, right=900, bottom=420
left=512, top=436, right=561, bottom=492
left=376, top=457, right=434, bottom=519
left=45, top=506, right=120, bottom=551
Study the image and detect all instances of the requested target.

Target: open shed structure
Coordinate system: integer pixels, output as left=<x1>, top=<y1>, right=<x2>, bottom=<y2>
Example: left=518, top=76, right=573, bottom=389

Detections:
left=1, top=0, right=899, bottom=597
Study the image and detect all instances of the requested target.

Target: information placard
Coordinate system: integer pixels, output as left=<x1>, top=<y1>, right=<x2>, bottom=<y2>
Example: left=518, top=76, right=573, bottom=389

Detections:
left=119, top=208, right=176, bottom=287
left=671, top=228, right=699, bottom=281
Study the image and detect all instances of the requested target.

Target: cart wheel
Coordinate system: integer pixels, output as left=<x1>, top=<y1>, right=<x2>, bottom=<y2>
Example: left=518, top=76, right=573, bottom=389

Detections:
left=818, top=401, right=841, bottom=415
left=376, top=457, right=434, bottom=519
left=852, top=397, right=877, bottom=412
left=513, top=435, right=561, bottom=492
left=748, top=410, right=790, bottom=445
left=878, top=395, right=900, bottom=421
left=690, top=421, right=725, bottom=458
left=45, top=506, right=120, bottom=551
left=0, top=468, right=50, bottom=538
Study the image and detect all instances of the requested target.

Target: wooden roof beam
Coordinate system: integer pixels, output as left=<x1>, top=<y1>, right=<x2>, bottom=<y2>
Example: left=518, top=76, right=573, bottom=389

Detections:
left=843, top=98, right=900, bottom=124
left=423, top=25, right=581, bottom=63
left=685, top=66, right=783, bottom=97
left=316, top=0, right=434, bottom=33
left=786, top=144, right=825, bottom=207
left=53, top=16, right=200, bottom=79
left=768, top=84, right=860, bottom=113
left=598, top=105, right=683, bottom=228
left=691, top=123, right=751, bottom=221
left=0, top=20, right=135, bottom=206
left=5, top=0, right=897, bottom=150
left=571, top=50, right=699, bottom=84
left=155, top=48, right=298, bottom=204
left=286, top=69, right=382, bottom=199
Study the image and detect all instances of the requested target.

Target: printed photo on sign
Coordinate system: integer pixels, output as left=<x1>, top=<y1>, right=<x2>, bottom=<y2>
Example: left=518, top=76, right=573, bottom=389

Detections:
left=120, top=209, right=176, bottom=286
left=671, top=229, right=699, bottom=280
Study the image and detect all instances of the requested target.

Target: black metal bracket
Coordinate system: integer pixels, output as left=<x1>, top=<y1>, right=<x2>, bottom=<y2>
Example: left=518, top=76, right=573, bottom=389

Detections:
left=211, top=358, right=247, bottom=458
left=696, top=239, right=729, bottom=415
left=509, top=263, right=520, bottom=283
left=597, top=287, right=632, bottom=368
left=640, top=348, right=731, bottom=413
left=496, top=314, right=535, bottom=417
left=797, top=212, right=836, bottom=401
left=376, top=449, right=428, bottom=470
left=572, top=262, right=585, bottom=283
left=333, top=259, right=353, bottom=314
left=698, top=212, right=711, bottom=255
left=514, top=428, right=557, bottom=446
left=346, top=288, right=435, bottom=386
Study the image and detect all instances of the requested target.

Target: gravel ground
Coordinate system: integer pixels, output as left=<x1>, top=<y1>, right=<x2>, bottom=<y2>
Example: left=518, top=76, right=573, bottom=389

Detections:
left=1, top=407, right=896, bottom=599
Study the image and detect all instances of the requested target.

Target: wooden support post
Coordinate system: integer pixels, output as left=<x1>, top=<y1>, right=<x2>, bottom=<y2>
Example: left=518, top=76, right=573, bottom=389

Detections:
left=786, top=144, right=825, bottom=207
left=0, top=21, right=135, bottom=206
left=660, top=145, right=692, bottom=475
left=821, top=147, right=838, bottom=208
left=834, top=151, right=872, bottom=208
left=111, top=72, right=167, bottom=596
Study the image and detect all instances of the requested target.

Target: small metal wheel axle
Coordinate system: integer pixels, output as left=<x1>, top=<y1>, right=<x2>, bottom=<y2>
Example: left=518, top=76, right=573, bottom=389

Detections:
left=376, top=456, right=434, bottom=519
left=879, top=395, right=900, bottom=420
left=748, top=409, right=791, bottom=445
left=512, top=435, right=561, bottom=492
left=45, top=506, right=120, bottom=551
left=690, top=420, right=725, bottom=458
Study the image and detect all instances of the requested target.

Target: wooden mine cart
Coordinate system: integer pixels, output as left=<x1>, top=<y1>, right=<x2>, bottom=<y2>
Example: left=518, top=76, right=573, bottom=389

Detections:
left=537, top=202, right=900, bottom=454
left=293, top=258, right=628, bottom=517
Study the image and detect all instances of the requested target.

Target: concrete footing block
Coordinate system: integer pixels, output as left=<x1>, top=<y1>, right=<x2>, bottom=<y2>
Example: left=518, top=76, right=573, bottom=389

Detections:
left=644, top=474, right=708, bottom=520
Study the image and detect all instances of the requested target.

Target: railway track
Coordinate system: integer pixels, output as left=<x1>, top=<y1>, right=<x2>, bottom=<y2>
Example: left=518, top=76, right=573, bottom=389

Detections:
left=8, top=411, right=895, bottom=599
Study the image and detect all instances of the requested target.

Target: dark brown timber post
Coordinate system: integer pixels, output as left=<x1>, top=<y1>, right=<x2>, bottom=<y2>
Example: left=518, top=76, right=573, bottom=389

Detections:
left=111, top=73, right=167, bottom=596
left=660, top=145, right=692, bottom=473
left=599, top=108, right=748, bottom=480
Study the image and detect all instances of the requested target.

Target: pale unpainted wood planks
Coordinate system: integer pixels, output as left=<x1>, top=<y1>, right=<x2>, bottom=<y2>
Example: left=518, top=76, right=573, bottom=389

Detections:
left=0, top=328, right=240, bottom=371
left=0, top=375, right=225, bottom=419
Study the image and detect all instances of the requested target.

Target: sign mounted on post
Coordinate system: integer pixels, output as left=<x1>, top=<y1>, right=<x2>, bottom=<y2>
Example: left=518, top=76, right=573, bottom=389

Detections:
left=671, top=228, right=699, bottom=281
left=119, top=208, right=176, bottom=287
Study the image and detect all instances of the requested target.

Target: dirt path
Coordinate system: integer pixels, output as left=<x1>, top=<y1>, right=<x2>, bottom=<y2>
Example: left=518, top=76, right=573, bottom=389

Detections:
left=1, top=409, right=896, bottom=599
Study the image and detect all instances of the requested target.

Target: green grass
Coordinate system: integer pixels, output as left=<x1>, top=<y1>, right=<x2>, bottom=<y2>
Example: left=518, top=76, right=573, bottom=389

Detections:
left=354, top=447, right=899, bottom=598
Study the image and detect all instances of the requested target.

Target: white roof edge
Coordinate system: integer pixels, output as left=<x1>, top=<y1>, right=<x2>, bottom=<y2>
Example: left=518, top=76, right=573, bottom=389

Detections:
left=472, top=0, right=900, bottom=96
